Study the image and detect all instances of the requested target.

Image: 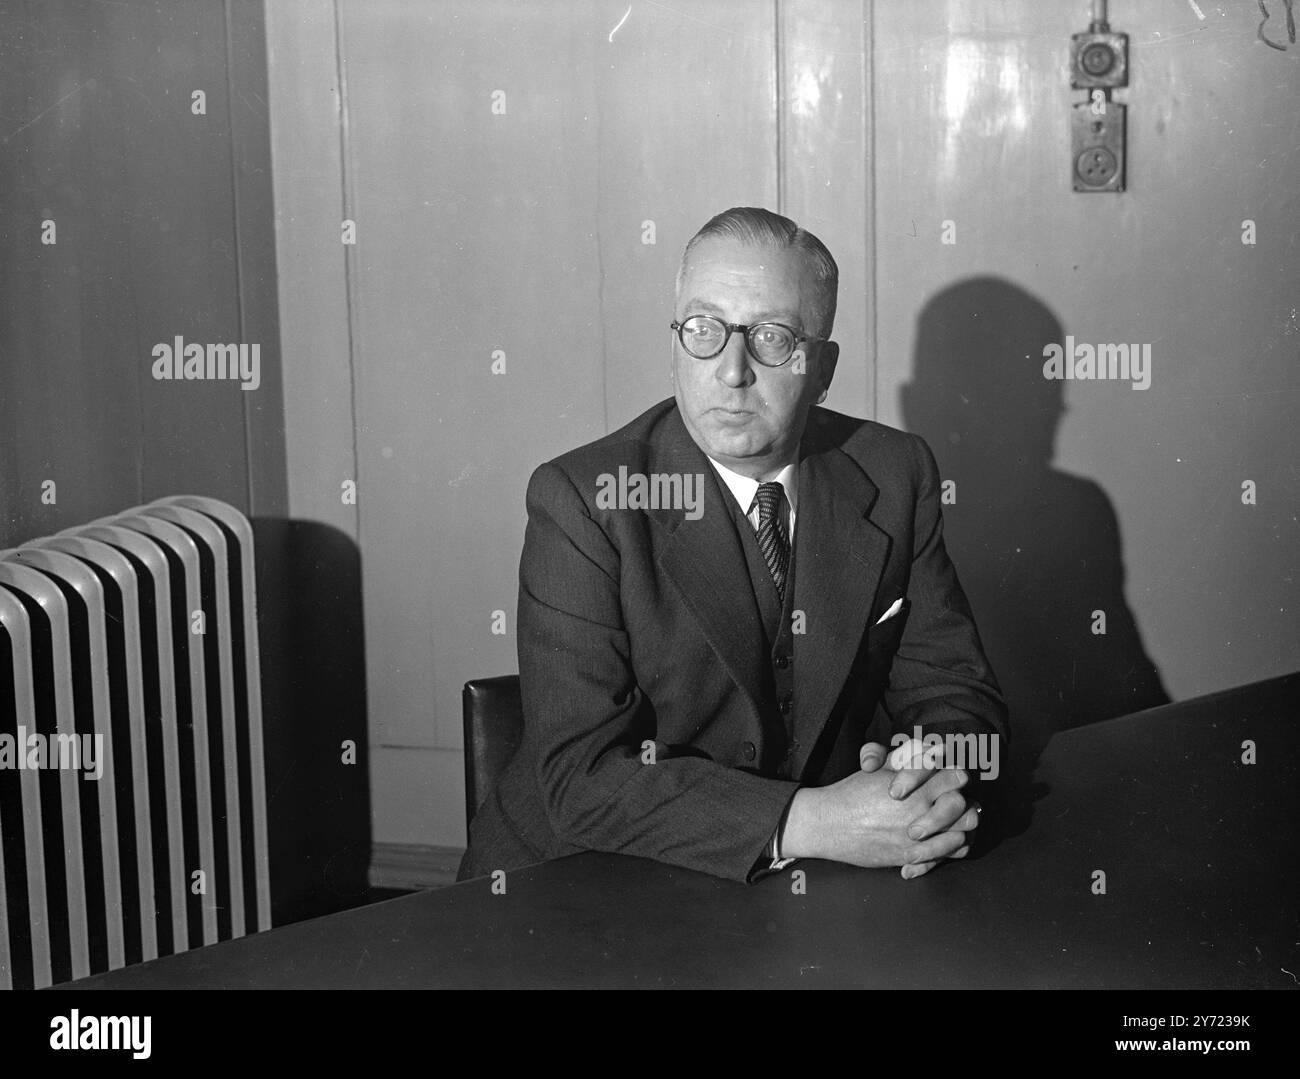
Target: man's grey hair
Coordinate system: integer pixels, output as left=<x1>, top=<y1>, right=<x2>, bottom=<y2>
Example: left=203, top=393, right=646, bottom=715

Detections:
left=674, top=206, right=839, bottom=337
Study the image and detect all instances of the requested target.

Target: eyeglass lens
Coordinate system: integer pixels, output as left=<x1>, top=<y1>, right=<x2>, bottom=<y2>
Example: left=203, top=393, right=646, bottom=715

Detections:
left=678, top=316, right=796, bottom=363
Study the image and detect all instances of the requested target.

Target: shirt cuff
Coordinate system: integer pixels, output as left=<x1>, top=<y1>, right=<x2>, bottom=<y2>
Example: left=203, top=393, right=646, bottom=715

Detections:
left=765, top=793, right=798, bottom=872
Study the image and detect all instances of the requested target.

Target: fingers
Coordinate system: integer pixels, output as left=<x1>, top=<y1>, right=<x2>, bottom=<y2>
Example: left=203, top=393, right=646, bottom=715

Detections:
left=899, top=793, right=980, bottom=878
left=901, top=842, right=971, bottom=880
left=917, top=766, right=968, bottom=803
left=887, top=737, right=927, bottom=772
left=903, top=773, right=975, bottom=844
left=888, top=766, right=934, bottom=800
left=889, top=736, right=950, bottom=772
left=858, top=741, right=888, bottom=772
left=898, top=828, right=966, bottom=878
left=949, top=805, right=980, bottom=833
left=887, top=737, right=934, bottom=799
left=905, top=787, right=971, bottom=841
left=887, top=738, right=948, bottom=799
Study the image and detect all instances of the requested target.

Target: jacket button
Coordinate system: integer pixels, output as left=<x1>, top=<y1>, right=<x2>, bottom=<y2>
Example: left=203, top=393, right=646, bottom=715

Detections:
left=742, top=741, right=756, bottom=761
left=774, top=654, right=790, bottom=669
left=779, top=694, right=792, bottom=714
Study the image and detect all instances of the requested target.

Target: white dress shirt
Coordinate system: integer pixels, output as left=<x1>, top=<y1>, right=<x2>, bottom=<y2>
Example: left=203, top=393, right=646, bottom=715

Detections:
left=704, top=456, right=798, bottom=542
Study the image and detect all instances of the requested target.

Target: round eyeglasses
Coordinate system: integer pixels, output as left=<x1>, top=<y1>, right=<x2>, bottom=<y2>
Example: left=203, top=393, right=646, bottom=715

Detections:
left=670, top=315, right=823, bottom=368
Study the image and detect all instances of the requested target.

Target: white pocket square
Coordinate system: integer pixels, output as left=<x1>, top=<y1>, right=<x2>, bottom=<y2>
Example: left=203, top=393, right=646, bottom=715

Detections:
left=873, top=597, right=904, bottom=626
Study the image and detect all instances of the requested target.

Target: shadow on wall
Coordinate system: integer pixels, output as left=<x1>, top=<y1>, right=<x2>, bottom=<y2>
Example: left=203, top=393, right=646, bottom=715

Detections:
left=253, top=518, right=372, bottom=926
left=900, top=276, right=1169, bottom=771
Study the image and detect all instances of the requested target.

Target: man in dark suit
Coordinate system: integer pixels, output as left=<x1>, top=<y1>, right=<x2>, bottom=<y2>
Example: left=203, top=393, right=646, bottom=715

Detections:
left=459, top=207, right=1008, bottom=885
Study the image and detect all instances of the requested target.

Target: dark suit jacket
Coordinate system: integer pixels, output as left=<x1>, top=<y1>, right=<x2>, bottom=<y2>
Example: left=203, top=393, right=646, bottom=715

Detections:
left=459, top=398, right=1008, bottom=884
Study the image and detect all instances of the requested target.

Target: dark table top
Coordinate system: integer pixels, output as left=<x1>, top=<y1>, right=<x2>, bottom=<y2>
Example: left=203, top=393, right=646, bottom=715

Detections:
left=69, top=673, right=1298, bottom=989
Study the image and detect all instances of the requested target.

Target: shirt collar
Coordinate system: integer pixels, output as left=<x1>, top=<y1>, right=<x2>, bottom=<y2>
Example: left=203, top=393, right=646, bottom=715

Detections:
left=704, top=455, right=799, bottom=519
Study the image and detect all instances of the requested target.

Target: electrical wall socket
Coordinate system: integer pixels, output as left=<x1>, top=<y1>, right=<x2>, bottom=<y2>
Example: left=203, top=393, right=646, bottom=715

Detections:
left=1072, top=98, right=1126, bottom=192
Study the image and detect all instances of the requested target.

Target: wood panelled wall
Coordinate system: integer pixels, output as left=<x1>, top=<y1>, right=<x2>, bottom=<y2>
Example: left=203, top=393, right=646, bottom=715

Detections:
left=0, top=0, right=284, bottom=535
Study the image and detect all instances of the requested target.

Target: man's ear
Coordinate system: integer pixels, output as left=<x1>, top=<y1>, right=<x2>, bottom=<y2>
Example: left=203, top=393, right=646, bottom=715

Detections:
left=816, top=340, right=839, bottom=403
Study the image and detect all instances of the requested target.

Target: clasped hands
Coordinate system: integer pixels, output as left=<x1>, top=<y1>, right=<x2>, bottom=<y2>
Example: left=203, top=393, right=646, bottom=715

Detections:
left=780, top=738, right=980, bottom=879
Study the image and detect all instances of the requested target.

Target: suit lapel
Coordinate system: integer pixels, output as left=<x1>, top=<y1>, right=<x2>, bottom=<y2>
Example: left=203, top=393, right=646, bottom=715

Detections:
left=652, top=409, right=768, bottom=719
left=788, top=423, right=891, bottom=779
left=647, top=403, right=892, bottom=766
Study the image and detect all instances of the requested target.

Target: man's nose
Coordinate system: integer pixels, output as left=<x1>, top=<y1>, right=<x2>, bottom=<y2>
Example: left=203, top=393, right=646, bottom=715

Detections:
left=713, top=333, right=753, bottom=387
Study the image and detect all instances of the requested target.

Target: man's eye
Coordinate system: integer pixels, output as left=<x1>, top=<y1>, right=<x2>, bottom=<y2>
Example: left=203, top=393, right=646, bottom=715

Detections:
left=688, top=325, right=721, bottom=340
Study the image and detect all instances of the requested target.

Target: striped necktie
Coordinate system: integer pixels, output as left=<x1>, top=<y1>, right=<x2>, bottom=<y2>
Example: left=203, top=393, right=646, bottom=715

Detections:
left=751, top=481, right=790, bottom=602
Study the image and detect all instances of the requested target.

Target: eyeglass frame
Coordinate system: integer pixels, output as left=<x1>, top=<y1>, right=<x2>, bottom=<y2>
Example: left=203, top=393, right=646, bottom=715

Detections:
left=669, top=314, right=827, bottom=368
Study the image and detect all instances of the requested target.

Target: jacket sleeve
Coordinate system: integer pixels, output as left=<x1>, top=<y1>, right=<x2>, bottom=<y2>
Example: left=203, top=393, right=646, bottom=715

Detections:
left=880, top=435, right=1010, bottom=749
left=517, top=461, right=800, bottom=884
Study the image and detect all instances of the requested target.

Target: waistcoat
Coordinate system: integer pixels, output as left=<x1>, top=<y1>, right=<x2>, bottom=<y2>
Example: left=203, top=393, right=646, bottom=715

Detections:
left=718, top=485, right=801, bottom=779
